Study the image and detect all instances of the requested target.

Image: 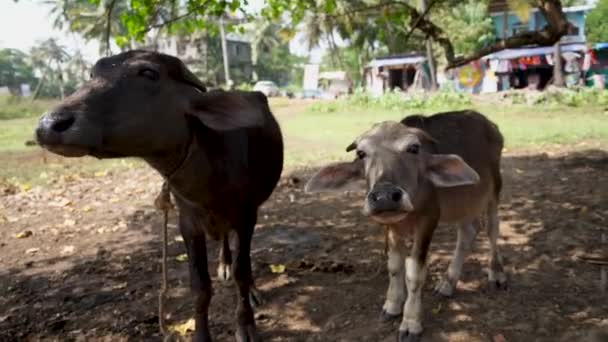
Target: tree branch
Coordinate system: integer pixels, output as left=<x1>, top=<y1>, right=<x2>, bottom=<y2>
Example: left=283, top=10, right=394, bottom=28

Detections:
left=445, top=0, right=571, bottom=69
left=139, top=0, right=240, bottom=35
left=446, top=29, right=558, bottom=69
left=324, top=0, right=455, bottom=62
left=104, top=0, right=117, bottom=56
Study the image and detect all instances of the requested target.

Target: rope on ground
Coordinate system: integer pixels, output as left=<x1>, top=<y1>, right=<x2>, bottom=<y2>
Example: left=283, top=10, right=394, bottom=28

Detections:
left=154, top=180, right=173, bottom=338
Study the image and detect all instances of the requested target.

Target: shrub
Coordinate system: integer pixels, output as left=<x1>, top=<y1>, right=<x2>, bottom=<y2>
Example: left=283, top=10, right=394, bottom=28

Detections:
left=0, top=96, right=57, bottom=120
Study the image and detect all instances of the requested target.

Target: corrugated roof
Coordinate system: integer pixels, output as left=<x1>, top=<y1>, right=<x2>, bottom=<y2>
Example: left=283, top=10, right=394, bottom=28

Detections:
left=367, top=56, right=426, bottom=67
left=482, top=43, right=587, bottom=60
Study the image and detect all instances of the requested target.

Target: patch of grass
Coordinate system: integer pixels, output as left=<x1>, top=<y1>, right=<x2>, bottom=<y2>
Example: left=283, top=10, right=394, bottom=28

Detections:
left=0, top=117, right=39, bottom=151
left=279, top=103, right=608, bottom=168
left=1, top=97, right=607, bottom=185
left=0, top=96, right=56, bottom=120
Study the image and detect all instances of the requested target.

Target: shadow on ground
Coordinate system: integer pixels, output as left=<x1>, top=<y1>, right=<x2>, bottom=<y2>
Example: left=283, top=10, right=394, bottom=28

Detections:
left=1, top=149, right=607, bottom=341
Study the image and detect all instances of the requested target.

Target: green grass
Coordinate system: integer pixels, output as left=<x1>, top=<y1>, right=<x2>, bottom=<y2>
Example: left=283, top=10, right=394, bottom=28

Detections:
left=279, top=103, right=608, bottom=168
left=1, top=96, right=607, bottom=185
left=0, top=116, right=38, bottom=151
left=0, top=96, right=57, bottom=120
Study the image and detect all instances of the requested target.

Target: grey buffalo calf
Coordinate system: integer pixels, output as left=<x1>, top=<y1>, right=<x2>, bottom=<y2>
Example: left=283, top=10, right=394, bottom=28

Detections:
left=35, top=50, right=284, bottom=342
left=305, top=110, right=506, bottom=342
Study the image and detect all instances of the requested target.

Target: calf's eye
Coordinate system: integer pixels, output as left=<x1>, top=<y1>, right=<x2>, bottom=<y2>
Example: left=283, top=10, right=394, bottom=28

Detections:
left=356, top=150, right=366, bottom=159
left=406, top=144, right=420, bottom=154
left=138, top=68, right=160, bottom=81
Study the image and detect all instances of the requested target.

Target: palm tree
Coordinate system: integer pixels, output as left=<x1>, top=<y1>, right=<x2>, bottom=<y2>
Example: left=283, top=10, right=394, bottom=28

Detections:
left=244, top=18, right=293, bottom=81
left=30, top=39, right=70, bottom=99
left=45, top=0, right=129, bottom=56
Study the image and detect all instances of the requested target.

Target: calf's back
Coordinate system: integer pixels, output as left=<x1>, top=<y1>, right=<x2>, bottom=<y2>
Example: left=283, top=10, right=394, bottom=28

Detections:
left=402, top=110, right=503, bottom=222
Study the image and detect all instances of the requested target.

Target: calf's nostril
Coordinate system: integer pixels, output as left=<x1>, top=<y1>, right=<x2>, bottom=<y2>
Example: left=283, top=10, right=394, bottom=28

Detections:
left=391, top=191, right=402, bottom=202
left=51, top=116, right=76, bottom=133
left=369, top=192, right=379, bottom=202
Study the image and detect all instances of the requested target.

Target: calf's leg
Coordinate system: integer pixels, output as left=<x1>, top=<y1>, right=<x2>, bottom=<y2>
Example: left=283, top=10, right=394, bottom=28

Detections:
left=382, top=227, right=406, bottom=321
left=486, top=201, right=507, bottom=289
left=399, top=219, right=435, bottom=342
left=217, top=234, right=232, bottom=281
left=434, top=220, right=479, bottom=297
left=179, top=212, right=213, bottom=342
left=232, top=210, right=260, bottom=342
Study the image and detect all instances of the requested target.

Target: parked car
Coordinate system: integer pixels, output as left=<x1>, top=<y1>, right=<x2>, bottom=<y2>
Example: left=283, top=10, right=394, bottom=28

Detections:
left=297, top=89, right=336, bottom=100
left=253, top=81, right=280, bottom=97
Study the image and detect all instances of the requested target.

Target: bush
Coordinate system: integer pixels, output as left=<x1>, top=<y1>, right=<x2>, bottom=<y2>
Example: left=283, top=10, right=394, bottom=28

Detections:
left=308, top=89, right=473, bottom=113
left=532, top=87, right=608, bottom=107
left=0, top=96, right=57, bottom=120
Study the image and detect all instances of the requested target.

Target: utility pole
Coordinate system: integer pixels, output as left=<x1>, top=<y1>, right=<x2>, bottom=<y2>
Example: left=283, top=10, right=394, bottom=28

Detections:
left=420, top=0, right=437, bottom=90
left=219, top=15, right=232, bottom=88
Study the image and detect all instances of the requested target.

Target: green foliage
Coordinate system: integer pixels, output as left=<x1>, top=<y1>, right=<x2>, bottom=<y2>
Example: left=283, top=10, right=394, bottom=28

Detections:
left=533, top=88, right=608, bottom=107
left=0, top=96, right=57, bottom=120
left=434, top=0, right=496, bottom=55
left=586, top=0, right=608, bottom=45
left=0, top=49, right=37, bottom=93
left=256, top=44, right=305, bottom=86
left=308, top=89, right=473, bottom=113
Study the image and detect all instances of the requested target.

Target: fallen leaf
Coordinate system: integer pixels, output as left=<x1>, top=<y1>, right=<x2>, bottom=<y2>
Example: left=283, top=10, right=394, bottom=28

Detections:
left=431, top=303, right=442, bottom=315
left=176, top=254, right=188, bottom=262
left=60, top=245, right=75, bottom=255
left=174, top=236, right=184, bottom=242
left=109, top=197, right=119, bottom=203
left=112, top=282, right=127, bottom=290
left=493, top=333, right=508, bottom=342
left=94, top=171, right=108, bottom=177
left=169, top=318, right=195, bottom=336
left=15, top=230, right=33, bottom=239
left=63, top=219, right=76, bottom=227
left=269, top=264, right=286, bottom=274
left=20, top=183, right=32, bottom=192
left=514, top=168, right=524, bottom=174
left=82, top=205, right=92, bottom=212
left=25, top=248, right=40, bottom=255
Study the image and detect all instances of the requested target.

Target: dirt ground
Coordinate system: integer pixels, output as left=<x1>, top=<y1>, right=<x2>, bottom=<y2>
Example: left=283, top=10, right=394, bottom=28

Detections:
left=1, top=145, right=607, bottom=342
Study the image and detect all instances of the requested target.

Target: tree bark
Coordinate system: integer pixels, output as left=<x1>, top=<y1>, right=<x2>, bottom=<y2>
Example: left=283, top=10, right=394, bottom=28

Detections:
left=32, top=73, right=46, bottom=101
left=553, top=41, right=564, bottom=87
left=420, top=0, right=437, bottom=90
left=219, top=16, right=232, bottom=88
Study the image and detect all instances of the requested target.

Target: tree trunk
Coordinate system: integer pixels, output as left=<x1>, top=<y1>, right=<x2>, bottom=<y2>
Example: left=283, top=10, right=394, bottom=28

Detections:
left=251, top=41, right=259, bottom=82
left=219, top=16, right=232, bottom=88
left=57, top=65, right=65, bottom=100
left=553, top=41, right=564, bottom=87
left=420, top=0, right=438, bottom=90
left=32, top=73, right=46, bottom=101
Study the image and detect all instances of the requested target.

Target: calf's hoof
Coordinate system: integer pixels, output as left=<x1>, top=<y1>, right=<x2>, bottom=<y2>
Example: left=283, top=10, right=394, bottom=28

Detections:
left=249, top=287, right=264, bottom=308
left=433, top=276, right=455, bottom=298
left=398, top=330, right=422, bottom=342
left=380, top=309, right=401, bottom=322
left=217, top=262, right=231, bottom=282
left=235, top=324, right=261, bottom=342
left=488, top=271, right=508, bottom=291
left=192, top=330, right=212, bottom=342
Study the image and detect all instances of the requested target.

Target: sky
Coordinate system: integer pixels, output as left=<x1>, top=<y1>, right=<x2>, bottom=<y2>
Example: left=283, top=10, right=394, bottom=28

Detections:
left=0, top=0, right=325, bottom=63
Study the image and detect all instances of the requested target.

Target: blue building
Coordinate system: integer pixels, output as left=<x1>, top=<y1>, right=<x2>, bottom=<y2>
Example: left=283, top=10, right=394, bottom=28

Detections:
left=490, top=4, right=594, bottom=44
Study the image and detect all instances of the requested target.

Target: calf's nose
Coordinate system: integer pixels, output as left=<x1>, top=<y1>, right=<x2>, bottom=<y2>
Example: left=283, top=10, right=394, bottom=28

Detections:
left=36, top=111, right=76, bottom=145
left=367, top=183, right=411, bottom=214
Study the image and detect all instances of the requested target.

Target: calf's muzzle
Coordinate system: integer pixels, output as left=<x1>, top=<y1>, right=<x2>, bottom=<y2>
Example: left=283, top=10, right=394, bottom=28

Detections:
left=365, top=182, right=413, bottom=218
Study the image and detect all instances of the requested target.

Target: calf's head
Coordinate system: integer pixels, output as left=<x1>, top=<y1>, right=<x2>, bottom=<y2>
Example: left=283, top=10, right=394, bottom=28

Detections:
left=36, top=50, right=260, bottom=158
left=305, top=121, right=479, bottom=224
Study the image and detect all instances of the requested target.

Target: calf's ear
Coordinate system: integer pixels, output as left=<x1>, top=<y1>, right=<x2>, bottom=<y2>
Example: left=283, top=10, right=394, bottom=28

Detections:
left=425, top=154, right=480, bottom=188
left=186, top=91, right=264, bottom=131
left=305, top=160, right=364, bottom=193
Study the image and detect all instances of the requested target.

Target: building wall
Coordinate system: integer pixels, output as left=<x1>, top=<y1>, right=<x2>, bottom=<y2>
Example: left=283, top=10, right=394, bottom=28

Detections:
left=491, top=8, right=589, bottom=43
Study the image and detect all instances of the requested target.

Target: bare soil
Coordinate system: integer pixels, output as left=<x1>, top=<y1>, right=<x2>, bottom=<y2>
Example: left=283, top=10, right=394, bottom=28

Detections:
left=1, top=147, right=608, bottom=342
